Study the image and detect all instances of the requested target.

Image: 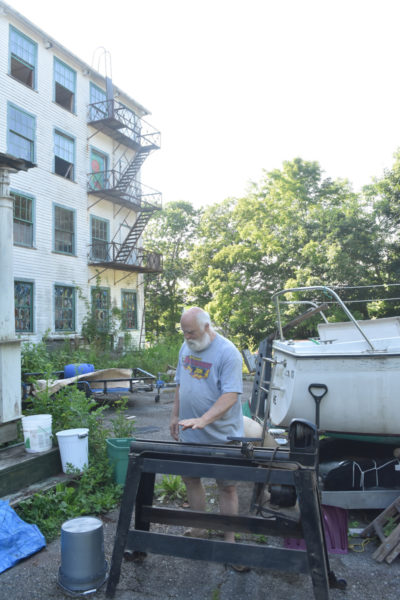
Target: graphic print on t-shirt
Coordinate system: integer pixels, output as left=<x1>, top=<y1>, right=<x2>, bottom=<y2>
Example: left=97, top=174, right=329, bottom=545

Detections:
left=183, top=355, right=212, bottom=379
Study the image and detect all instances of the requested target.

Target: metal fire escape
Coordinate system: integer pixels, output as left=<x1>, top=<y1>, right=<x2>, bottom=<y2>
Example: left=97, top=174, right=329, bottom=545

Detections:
left=87, top=94, right=162, bottom=274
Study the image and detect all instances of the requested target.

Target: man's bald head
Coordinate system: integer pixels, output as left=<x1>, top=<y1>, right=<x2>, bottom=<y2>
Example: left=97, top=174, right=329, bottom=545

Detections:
left=180, top=307, right=215, bottom=351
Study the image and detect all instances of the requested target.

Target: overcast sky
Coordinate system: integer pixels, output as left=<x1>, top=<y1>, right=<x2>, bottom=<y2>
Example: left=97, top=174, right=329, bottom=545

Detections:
left=7, top=0, right=400, bottom=207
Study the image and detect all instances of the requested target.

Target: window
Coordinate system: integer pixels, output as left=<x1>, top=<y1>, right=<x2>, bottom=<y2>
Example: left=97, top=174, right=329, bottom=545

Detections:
left=8, top=104, right=35, bottom=161
left=12, top=191, right=34, bottom=247
left=54, top=130, right=74, bottom=180
left=54, top=58, right=76, bottom=112
left=121, top=290, right=137, bottom=330
left=91, top=215, right=109, bottom=261
left=89, top=148, right=108, bottom=190
left=89, top=83, right=106, bottom=120
left=9, top=26, right=37, bottom=88
left=91, top=287, right=110, bottom=331
left=54, top=205, right=75, bottom=254
left=14, top=281, right=33, bottom=332
left=55, top=285, right=75, bottom=331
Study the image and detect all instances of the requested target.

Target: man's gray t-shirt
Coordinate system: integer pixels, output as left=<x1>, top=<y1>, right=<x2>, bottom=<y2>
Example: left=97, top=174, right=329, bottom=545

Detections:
left=175, top=333, right=244, bottom=444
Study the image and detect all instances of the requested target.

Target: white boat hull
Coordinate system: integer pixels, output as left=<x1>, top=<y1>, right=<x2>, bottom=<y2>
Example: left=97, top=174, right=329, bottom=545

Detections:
left=268, top=317, right=400, bottom=436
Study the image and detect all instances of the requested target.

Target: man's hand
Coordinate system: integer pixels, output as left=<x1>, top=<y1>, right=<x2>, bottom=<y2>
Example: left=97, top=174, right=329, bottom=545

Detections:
left=179, top=417, right=206, bottom=431
left=170, top=416, right=180, bottom=440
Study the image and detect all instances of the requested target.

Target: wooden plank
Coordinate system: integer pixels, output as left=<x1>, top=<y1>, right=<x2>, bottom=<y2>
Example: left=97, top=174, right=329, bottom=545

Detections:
left=361, top=495, right=400, bottom=537
left=385, top=538, right=400, bottom=564
left=372, top=522, right=400, bottom=562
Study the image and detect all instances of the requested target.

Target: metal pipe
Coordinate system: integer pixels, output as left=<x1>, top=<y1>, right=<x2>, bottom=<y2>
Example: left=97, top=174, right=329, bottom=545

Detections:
left=272, top=285, right=376, bottom=351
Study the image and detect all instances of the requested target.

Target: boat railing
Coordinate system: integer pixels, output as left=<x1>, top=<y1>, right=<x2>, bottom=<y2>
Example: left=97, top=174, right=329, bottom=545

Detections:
left=272, top=285, right=376, bottom=351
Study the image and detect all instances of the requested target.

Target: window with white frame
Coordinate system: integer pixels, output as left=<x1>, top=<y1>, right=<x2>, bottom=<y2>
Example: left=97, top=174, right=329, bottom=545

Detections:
left=54, top=205, right=75, bottom=254
left=54, top=58, right=76, bottom=112
left=9, top=26, right=37, bottom=88
left=8, top=104, right=35, bottom=162
left=54, top=285, right=75, bottom=331
left=12, top=191, right=34, bottom=247
left=54, top=130, right=74, bottom=180
left=14, top=281, right=33, bottom=332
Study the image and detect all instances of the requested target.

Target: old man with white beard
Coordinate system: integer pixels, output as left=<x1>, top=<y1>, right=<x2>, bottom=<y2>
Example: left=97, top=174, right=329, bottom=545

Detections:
left=170, top=307, right=246, bottom=562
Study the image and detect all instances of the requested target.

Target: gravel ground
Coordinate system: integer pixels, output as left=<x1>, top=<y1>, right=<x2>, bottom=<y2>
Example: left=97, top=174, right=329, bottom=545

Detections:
left=0, top=382, right=399, bottom=599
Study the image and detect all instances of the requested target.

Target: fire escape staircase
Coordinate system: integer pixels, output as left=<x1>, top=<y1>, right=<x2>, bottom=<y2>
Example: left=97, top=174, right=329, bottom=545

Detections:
left=87, top=99, right=162, bottom=272
left=115, top=147, right=154, bottom=194
left=111, top=151, right=160, bottom=265
left=114, top=213, right=153, bottom=263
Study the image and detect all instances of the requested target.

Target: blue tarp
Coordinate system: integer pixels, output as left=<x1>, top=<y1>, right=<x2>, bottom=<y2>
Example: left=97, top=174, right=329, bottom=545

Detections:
left=0, top=500, right=46, bottom=573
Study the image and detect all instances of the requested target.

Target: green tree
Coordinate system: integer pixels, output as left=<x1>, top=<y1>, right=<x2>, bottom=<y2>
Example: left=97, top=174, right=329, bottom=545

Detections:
left=189, top=158, right=383, bottom=345
left=143, top=200, right=201, bottom=339
left=362, top=149, right=400, bottom=316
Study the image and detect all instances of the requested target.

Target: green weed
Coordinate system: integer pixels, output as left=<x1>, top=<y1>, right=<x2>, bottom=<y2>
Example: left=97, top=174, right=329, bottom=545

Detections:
left=16, top=387, right=136, bottom=541
left=154, top=475, right=187, bottom=503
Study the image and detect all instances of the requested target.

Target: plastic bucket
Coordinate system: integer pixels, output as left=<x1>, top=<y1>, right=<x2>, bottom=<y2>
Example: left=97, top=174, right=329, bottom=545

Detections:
left=22, top=414, right=52, bottom=453
left=106, top=438, right=135, bottom=485
left=58, top=516, right=108, bottom=594
left=56, top=428, right=89, bottom=473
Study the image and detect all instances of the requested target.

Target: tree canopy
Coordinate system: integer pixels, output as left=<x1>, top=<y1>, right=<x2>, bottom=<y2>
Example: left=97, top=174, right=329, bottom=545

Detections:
left=144, top=155, right=400, bottom=347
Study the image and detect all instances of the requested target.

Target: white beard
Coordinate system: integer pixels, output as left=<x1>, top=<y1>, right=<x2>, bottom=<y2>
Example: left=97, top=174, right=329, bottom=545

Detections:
left=186, top=332, right=212, bottom=352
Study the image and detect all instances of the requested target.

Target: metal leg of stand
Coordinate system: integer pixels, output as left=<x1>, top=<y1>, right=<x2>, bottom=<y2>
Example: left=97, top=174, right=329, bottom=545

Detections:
left=123, top=471, right=156, bottom=560
left=106, top=455, right=143, bottom=598
left=295, top=469, right=330, bottom=600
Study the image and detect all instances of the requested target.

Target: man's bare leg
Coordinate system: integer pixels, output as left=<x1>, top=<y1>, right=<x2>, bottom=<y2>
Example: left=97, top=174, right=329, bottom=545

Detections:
left=217, top=483, right=238, bottom=543
left=182, top=476, right=208, bottom=537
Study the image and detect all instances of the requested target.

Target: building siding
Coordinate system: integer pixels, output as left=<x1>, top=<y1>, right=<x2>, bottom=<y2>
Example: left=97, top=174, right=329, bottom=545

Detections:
left=0, top=3, right=158, bottom=348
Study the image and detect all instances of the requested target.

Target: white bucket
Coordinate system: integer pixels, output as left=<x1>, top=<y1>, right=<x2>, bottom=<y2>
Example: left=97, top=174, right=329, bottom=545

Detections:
left=22, top=414, right=52, bottom=453
left=56, top=428, right=89, bottom=473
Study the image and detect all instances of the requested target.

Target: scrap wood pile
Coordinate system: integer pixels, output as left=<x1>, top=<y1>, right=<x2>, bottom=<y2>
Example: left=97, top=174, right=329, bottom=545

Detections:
left=361, top=495, right=400, bottom=564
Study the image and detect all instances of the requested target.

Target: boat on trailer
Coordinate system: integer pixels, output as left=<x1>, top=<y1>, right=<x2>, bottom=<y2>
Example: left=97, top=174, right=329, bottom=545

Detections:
left=266, top=286, right=400, bottom=444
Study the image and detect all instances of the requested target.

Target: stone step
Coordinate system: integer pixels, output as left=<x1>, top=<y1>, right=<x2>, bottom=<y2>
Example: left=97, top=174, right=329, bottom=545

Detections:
left=0, top=443, right=62, bottom=498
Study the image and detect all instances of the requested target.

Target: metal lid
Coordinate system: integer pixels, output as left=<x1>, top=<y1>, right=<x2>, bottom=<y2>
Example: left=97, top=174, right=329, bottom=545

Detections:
left=62, top=516, right=102, bottom=533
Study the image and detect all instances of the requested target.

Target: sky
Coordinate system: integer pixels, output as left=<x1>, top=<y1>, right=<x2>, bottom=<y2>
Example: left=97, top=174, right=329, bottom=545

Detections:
left=7, top=0, right=400, bottom=207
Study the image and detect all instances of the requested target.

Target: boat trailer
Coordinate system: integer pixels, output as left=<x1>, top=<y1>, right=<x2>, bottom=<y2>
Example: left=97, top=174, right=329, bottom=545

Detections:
left=106, top=419, right=346, bottom=599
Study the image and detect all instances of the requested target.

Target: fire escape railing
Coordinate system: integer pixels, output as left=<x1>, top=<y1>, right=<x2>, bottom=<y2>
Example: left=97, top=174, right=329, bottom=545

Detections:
left=88, top=242, right=163, bottom=273
left=88, top=99, right=161, bottom=149
left=87, top=172, right=162, bottom=210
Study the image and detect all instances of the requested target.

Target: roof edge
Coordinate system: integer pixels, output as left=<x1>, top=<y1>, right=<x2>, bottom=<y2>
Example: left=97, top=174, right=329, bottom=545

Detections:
left=0, top=0, right=150, bottom=116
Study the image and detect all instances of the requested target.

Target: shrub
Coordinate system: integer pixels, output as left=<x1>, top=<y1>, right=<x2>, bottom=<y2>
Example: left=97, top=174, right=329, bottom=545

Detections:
left=17, top=388, right=136, bottom=541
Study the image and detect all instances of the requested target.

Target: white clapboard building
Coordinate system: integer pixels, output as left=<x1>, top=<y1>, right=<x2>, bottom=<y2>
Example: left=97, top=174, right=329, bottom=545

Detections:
left=0, top=1, right=162, bottom=348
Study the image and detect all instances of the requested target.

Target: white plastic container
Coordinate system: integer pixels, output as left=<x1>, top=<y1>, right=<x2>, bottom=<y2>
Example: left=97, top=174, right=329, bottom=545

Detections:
left=22, top=414, right=52, bottom=453
left=56, top=428, right=89, bottom=473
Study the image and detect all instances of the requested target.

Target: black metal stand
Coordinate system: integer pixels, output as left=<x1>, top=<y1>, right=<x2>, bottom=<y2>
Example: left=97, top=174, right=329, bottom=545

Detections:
left=106, top=420, right=345, bottom=599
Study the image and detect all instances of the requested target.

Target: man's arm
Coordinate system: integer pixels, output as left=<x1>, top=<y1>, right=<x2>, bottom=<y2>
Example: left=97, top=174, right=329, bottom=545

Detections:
left=179, top=392, right=238, bottom=431
left=170, top=384, right=180, bottom=440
